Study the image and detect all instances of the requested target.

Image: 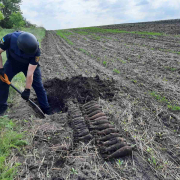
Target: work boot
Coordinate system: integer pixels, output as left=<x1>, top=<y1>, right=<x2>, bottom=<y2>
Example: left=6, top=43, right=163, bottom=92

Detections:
left=41, top=107, right=53, bottom=115
left=0, top=105, right=8, bottom=116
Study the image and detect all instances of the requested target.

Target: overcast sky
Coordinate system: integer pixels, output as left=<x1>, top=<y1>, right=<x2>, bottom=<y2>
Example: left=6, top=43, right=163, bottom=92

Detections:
left=20, top=0, right=180, bottom=30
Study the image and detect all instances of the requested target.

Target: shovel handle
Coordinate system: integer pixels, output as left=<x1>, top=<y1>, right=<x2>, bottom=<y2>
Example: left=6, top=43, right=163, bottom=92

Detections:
left=10, top=84, right=22, bottom=95
left=0, top=74, right=11, bottom=85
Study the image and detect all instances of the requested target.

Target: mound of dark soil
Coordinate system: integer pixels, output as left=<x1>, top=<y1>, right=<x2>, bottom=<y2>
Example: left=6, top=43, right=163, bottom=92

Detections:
left=44, top=75, right=117, bottom=113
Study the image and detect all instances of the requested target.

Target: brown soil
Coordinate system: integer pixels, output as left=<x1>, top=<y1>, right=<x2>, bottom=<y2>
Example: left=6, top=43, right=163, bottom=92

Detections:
left=9, top=20, right=180, bottom=180
left=43, top=75, right=117, bottom=113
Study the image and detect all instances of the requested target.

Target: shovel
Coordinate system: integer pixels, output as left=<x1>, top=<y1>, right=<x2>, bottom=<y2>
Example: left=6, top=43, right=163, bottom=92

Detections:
left=0, top=74, right=45, bottom=118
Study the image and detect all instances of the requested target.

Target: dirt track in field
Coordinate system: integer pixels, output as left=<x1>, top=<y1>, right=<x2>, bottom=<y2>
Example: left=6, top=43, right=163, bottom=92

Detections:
left=11, top=20, right=180, bottom=180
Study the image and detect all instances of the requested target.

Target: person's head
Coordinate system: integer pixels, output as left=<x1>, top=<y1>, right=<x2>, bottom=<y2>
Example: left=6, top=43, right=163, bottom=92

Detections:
left=17, top=32, right=38, bottom=55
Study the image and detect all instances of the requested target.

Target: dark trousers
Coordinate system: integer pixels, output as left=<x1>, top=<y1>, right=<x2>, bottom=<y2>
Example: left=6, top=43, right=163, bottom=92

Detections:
left=0, top=60, right=50, bottom=110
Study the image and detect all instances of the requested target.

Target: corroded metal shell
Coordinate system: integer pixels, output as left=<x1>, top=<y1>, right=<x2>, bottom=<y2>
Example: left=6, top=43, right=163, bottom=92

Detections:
left=89, top=112, right=106, bottom=120
left=82, top=100, right=132, bottom=159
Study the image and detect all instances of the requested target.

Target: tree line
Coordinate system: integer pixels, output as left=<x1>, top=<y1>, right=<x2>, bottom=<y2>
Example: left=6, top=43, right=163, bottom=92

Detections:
left=0, top=0, right=34, bottom=29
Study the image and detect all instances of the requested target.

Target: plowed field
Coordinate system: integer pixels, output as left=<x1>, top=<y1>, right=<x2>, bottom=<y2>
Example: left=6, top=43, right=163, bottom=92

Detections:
left=12, top=20, right=180, bottom=180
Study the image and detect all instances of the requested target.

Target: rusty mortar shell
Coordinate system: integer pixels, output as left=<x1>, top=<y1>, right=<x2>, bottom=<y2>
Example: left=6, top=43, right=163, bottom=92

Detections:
left=78, top=134, right=93, bottom=141
left=73, top=125, right=88, bottom=131
left=68, top=109, right=81, bottom=115
left=90, top=119, right=110, bottom=126
left=70, top=119, right=84, bottom=127
left=88, top=110, right=103, bottom=118
left=89, top=112, right=106, bottom=120
left=89, top=116, right=108, bottom=122
left=84, top=104, right=102, bottom=113
left=71, top=112, right=83, bottom=118
left=73, top=122, right=86, bottom=128
left=86, top=110, right=102, bottom=117
left=72, top=118, right=87, bottom=127
left=84, top=103, right=101, bottom=110
left=75, top=125, right=88, bottom=131
left=74, top=129, right=89, bottom=137
left=105, top=146, right=132, bottom=159
left=83, top=100, right=97, bottom=106
left=100, top=142, right=127, bottom=154
left=85, top=107, right=102, bottom=115
left=82, top=101, right=97, bottom=108
left=72, top=117, right=84, bottom=122
left=101, top=137, right=126, bottom=147
left=68, top=107, right=80, bottom=112
left=89, top=123, right=115, bottom=131
left=72, top=116, right=84, bottom=121
left=72, top=119, right=86, bottom=125
left=98, top=128, right=119, bottom=135
left=97, top=133, right=122, bottom=142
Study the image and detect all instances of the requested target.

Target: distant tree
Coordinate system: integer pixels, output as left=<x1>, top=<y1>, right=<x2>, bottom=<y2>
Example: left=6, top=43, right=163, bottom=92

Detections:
left=9, top=12, right=25, bottom=29
left=0, top=0, right=22, bottom=28
left=0, top=2, right=4, bottom=21
left=0, top=12, right=3, bottom=21
left=23, top=17, right=36, bottom=28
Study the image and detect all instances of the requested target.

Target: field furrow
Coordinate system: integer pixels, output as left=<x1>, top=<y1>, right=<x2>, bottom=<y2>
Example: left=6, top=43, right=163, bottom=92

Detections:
left=13, top=21, right=180, bottom=180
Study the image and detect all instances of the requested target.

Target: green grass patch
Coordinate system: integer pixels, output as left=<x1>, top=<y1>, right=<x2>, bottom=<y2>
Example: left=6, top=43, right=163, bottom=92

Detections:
left=97, top=57, right=100, bottom=61
left=113, top=68, right=120, bottom=74
left=167, top=105, right=180, bottom=111
left=8, top=72, right=26, bottom=103
left=0, top=29, right=14, bottom=39
left=150, top=91, right=180, bottom=111
left=79, top=48, right=89, bottom=55
left=72, top=27, right=165, bottom=36
left=103, top=37, right=113, bottom=40
left=164, top=66, right=177, bottom=71
left=92, top=34, right=102, bottom=40
left=120, top=60, right=126, bottom=64
left=132, top=79, right=137, bottom=83
left=56, top=30, right=73, bottom=45
left=0, top=116, right=28, bottom=179
left=73, top=30, right=89, bottom=35
left=150, top=91, right=169, bottom=104
left=103, top=61, right=107, bottom=66
left=58, top=30, right=73, bottom=37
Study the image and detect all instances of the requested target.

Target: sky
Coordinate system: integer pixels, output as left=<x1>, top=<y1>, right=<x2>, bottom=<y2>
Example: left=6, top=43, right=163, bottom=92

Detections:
left=20, top=0, right=180, bottom=30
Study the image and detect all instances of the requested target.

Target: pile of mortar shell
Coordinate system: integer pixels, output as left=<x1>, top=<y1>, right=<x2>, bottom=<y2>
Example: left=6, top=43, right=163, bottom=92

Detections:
left=67, top=100, right=93, bottom=143
left=82, top=100, right=132, bottom=159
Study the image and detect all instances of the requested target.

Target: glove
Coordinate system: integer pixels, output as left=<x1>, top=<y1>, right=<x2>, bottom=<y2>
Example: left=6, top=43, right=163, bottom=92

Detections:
left=0, top=68, right=5, bottom=77
left=21, top=89, right=30, bottom=101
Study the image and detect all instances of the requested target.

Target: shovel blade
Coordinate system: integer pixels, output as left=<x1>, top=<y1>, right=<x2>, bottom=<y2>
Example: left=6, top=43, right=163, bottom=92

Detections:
left=28, top=99, right=46, bottom=118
